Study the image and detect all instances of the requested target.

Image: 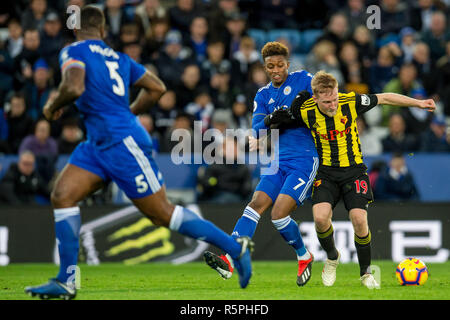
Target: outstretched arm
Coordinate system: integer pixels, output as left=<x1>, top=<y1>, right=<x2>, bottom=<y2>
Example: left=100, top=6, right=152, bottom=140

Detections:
left=376, top=93, right=436, bottom=112
left=130, top=70, right=167, bottom=115
left=43, top=67, right=85, bottom=121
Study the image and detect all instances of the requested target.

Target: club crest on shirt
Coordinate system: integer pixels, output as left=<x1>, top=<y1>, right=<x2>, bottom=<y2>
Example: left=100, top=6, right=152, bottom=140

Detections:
left=314, top=180, right=322, bottom=187
left=283, top=86, right=292, bottom=95
left=340, top=115, right=348, bottom=125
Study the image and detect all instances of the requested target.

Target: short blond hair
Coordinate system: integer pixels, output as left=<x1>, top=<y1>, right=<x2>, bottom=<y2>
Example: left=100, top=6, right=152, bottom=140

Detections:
left=311, top=71, right=338, bottom=96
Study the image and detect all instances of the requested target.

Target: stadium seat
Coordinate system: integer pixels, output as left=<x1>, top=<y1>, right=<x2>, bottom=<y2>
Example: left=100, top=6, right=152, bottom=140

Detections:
left=247, top=28, right=267, bottom=51
left=299, top=29, right=323, bottom=54
left=267, top=29, right=302, bottom=53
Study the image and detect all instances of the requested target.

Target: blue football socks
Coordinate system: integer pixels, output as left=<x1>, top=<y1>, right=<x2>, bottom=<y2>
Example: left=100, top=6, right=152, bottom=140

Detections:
left=54, top=207, right=81, bottom=284
left=169, top=206, right=242, bottom=259
left=272, top=216, right=308, bottom=259
left=231, top=206, right=260, bottom=240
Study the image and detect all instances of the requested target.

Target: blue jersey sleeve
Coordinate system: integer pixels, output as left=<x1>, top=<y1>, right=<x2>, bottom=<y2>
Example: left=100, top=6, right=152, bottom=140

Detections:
left=302, top=71, right=314, bottom=95
left=59, top=44, right=86, bottom=74
left=252, top=91, right=269, bottom=138
left=127, top=55, right=146, bottom=85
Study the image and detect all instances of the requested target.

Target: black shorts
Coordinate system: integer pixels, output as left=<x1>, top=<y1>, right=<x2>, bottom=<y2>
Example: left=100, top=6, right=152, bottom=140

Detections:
left=311, top=163, right=374, bottom=211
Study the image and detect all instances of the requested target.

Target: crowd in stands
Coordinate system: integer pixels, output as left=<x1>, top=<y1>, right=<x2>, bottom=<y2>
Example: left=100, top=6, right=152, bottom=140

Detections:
left=0, top=0, right=449, bottom=204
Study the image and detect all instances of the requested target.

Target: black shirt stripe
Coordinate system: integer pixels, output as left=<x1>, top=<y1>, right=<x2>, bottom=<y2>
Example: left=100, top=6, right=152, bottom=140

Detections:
left=324, top=115, right=340, bottom=166
left=341, top=103, right=356, bottom=165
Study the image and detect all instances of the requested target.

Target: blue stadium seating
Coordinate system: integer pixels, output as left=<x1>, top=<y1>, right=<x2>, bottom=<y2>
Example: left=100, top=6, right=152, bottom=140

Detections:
left=267, top=29, right=302, bottom=53
left=299, top=29, right=323, bottom=54
left=247, top=28, right=267, bottom=51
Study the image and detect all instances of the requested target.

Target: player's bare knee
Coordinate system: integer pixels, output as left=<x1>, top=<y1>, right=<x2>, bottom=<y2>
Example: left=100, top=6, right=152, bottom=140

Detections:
left=248, top=198, right=269, bottom=215
left=50, top=189, right=73, bottom=208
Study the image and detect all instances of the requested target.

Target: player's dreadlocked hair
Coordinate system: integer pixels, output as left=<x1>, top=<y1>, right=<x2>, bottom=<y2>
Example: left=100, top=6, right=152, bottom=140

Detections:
left=311, top=71, right=338, bottom=96
left=261, top=42, right=289, bottom=61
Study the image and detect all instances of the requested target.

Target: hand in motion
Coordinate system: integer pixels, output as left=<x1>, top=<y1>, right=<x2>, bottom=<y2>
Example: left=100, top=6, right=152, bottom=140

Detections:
left=417, top=99, right=436, bottom=112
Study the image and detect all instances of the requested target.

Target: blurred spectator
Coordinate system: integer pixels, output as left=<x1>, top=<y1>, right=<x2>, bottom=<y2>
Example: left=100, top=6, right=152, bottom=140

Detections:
left=377, top=0, right=409, bottom=38
left=103, top=0, right=129, bottom=49
left=208, top=0, right=240, bottom=40
left=412, top=42, right=436, bottom=96
left=382, top=113, right=419, bottom=153
left=150, top=90, right=178, bottom=137
left=420, top=11, right=450, bottom=64
left=197, top=136, right=252, bottom=203
left=14, top=28, right=41, bottom=87
left=39, top=11, right=63, bottom=70
left=18, top=118, right=57, bottom=183
left=119, top=22, right=141, bottom=49
left=381, top=63, right=425, bottom=126
left=138, top=113, right=160, bottom=153
left=223, top=11, right=248, bottom=60
left=21, top=0, right=48, bottom=32
left=419, top=115, right=450, bottom=152
left=399, top=27, right=418, bottom=64
left=229, top=94, right=251, bottom=131
left=175, top=64, right=202, bottom=110
left=257, top=0, right=298, bottom=30
left=24, top=58, right=53, bottom=120
left=356, top=116, right=382, bottom=156
left=368, top=44, right=401, bottom=93
left=185, top=90, right=214, bottom=133
left=316, top=13, right=350, bottom=54
left=160, top=112, right=193, bottom=153
left=0, top=41, right=14, bottom=106
left=408, top=0, right=436, bottom=32
left=143, top=18, right=170, bottom=60
left=0, top=150, right=50, bottom=204
left=5, top=18, right=23, bottom=59
left=5, top=92, right=33, bottom=154
left=243, top=62, right=269, bottom=104
left=400, top=88, right=434, bottom=136
left=122, top=41, right=143, bottom=64
left=57, top=118, right=83, bottom=155
left=339, top=0, right=368, bottom=34
left=209, top=62, right=240, bottom=110
left=0, top=108, right=8, bottom=154
left=435, top=40, right=450, bottom=116
left=134, top=0, right=167, bottom=34
left=19, top=118, right=57, bottom=157
left=338, top=40, right=369, bottom=93
left=168, top=0, right=199, bottom=37
left=186, top=16, right=209, bottom=64
left=231, top=36, right=260, bottom=87
left=155, top=30, right=194, bottom=88
left=200, top=40, right=231, bottom=85
left=305, top=40, right=345, bottom=90
left=352, top=25, right=376, bottom=69
left=374, top=152, right=419, bottom=201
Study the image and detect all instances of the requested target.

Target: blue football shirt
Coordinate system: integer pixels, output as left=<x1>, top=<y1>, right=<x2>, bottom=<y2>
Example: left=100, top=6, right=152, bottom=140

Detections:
left=59, top=39, right=147, bottom=149
left=252, top=70, right=318, bottom=162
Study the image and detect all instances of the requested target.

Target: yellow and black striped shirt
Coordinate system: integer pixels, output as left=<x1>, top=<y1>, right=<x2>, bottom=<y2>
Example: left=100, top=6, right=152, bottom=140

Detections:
left=298, top=92, right=378, bottom=167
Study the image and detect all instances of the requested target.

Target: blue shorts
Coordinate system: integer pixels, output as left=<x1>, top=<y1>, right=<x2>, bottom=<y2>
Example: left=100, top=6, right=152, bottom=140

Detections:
left=255, top=157, right=319, bottom=206
left=69, top=134, right=164, bottom=199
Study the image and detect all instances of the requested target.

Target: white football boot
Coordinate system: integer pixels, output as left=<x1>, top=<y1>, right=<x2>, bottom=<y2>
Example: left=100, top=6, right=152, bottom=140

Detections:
left=322, top=251, right=340, bottom=286
left=360, top=273, right=380, bottom=289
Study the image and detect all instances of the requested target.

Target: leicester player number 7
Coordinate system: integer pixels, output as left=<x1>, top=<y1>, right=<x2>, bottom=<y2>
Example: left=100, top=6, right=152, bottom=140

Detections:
left=105, top=61, right=125, bottom=96
left=293, top=178, right=305, bottom=190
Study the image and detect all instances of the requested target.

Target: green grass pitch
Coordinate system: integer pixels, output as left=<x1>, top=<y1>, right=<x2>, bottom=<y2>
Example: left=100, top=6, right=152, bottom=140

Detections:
left=1, top=261, right=449, bottom=300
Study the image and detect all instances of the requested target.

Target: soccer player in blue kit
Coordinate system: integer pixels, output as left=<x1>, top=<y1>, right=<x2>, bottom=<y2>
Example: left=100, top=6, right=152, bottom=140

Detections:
left=204, top=42, right=319, bottom=286
left=25, top=6, right=253, bottom=300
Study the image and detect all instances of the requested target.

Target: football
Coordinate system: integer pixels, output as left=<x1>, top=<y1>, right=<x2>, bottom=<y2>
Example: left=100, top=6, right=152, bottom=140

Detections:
left=396, top=258, right=429, bottom=286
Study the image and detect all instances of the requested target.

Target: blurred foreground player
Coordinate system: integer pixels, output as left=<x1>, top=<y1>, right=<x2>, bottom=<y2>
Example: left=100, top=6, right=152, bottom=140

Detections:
left=280, top=71, right=436, bottom=288
left=25, top=6, right=254, bottom=300
left=204, top=42, right=318, bottom=286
